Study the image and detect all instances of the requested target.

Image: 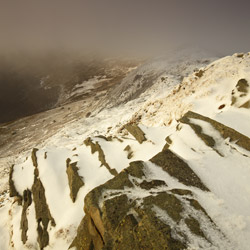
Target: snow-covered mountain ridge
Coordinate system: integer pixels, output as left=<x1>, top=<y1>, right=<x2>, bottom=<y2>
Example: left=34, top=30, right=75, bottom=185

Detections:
left=0, top=52, right=250, bottom=250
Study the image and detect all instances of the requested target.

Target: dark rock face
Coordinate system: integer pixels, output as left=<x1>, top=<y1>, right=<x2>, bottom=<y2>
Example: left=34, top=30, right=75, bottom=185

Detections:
left=139, top=179, right=166, bottom=190
left=20, top=189, right=32, bottom=244
left=70, top=214, right=96, bottom=250
left=9, top=164, right=22, bottom=204
left=179, top=116, right=216, bottom=148
left=124, top=123, right=147, bottom=144
left=9, top=148, right=56, bottom=249
left=195, top=69, right=205, bottom=78
left=180, top=111, right=250, bottom=151
left=123, top=145, right=133, bottom=159
left=231, top=79, right=250, bottom=108
left=84, top=137, right=118, bottom=176
left=240, top=100, right=250, bottom=108
left=236, top=79, right=249, bottom=93
left=31, top=148, right=39, bottom=168
left=150, top=149, right=209, bottom=191
left=31, top=149, right=56, bottom=249
left=66, top=159, right=85, bottom=202
left=32, top=177, right=56, bottom=249
left=70, top=158, right=222, bottom=249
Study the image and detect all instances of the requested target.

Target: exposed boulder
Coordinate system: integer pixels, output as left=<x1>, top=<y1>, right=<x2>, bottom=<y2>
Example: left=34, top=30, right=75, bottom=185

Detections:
left=9, top=148, right=56, bottom=249
left=31, top=148, right=39, bottom=168
left=123, top=145, right=133, bottom=159
left=96, top=135, right=113, bottom=141
left=124, top=123, right=147, bottom=144
left=84, top=137, right=118, bottom=176
left=180, top=111, right=250, bottom=151
left=195, top=69, right=205, bottom=78
left=139, top=179, right=166, bottom=190
left=66, top=158, right=84, bottom=202
left=240, top=100, right=250, bottom=108
left=231, top=79, right=250, bottom=108
left=179, top=115, right=215, bottom=148
left=31, top=148, right=56, bottom=249
left=32, top=169, right=56, bottom=249
left=236, top=79, right=249, bottom=93
left=70, top=158, right=225, bottom=249
left=150, top=149, right=209, bottom=191
left=70, top=214, right=97, bottom=250
left=9, top=164, right=22, bottom=204
left=20, top=189, right=32, bottom=244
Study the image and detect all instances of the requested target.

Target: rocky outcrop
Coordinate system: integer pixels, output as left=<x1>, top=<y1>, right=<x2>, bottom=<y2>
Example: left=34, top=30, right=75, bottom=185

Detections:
left=70, top=157, right=224, bottom=250
left=66, top=158, right=84, bottom=202
left=31, top=148, right=39, bottom=168
left=84, top=137, right=118, bottom=176
left=150, top=149, right=209, bottom=191
left=124, top=123, right=147, bottom=144
left=123, top=145, right=133, bottom=159
left=236, top=79, right=249, bottom=93
left=20, top=189, right=32, bottom=244
left=9, top=148, right=56, bottom=249
left=180, top=111, right=250, bottom=151
left=31, top=148, right=56, bottom=249
left=179, top=114, right=216, bottom=149
left=32, top=176, right=56, bottom=249
left=231, top=78, right=250, bottom=108
left=71, top=111, right=250, bottom=249
left=9, top=164, right=22, bottom=204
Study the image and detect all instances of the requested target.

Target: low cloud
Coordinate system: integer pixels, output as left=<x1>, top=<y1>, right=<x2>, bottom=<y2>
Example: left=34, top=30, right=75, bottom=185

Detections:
left=0, top=0, right=249, bottom=56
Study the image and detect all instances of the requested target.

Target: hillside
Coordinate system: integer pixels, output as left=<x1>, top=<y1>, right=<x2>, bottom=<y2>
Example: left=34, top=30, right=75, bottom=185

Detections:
left=0, top=52, right=140, bottom=124
left=0, top=52, right=250, bottom=250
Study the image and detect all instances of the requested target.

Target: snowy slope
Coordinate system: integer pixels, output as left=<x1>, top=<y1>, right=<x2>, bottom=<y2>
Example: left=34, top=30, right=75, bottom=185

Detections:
left=0, top=52, right=250, bottom=250
left=104, top=48, right=218, bottom=108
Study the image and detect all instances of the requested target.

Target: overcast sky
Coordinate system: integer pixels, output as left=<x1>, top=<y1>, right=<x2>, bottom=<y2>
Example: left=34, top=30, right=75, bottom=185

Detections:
left=0, top=0, right=249, bottom=56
